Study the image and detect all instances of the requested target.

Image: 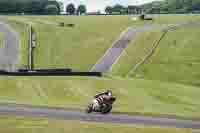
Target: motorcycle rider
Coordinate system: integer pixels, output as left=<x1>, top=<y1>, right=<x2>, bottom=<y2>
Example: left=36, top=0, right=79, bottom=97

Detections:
left=92, top=90, right=113, bottom=110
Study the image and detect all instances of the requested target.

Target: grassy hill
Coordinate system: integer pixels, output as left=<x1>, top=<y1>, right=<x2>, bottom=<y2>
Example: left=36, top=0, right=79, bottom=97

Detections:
left=108, top=15, right=200, bottom=87
left=2, top=15, right=199, bottom=70
left=129, top=24, right=200, bottom=86
left=3, top=16, right=140, bottom=71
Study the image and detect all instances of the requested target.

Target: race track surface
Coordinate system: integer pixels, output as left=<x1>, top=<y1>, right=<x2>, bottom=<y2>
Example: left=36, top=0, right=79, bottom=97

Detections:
left=0, top=22, right=19, bottom=72
left=0, top=103, right=200, bottom=129
left=90, top=25, right=155, bottom=72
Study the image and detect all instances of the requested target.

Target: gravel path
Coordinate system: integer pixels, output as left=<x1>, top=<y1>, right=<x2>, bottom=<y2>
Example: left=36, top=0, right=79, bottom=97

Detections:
left=0, top=103, right=200, bottom=129
left=90, top=24, right=155, bottom=72
left=0, top=22, right=19, bottom=72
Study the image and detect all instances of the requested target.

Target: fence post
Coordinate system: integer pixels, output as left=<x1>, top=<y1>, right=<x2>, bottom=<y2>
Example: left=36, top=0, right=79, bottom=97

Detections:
left=28, top=24, right=32, bottom=70
left=28, top=24, right=35, bottom=70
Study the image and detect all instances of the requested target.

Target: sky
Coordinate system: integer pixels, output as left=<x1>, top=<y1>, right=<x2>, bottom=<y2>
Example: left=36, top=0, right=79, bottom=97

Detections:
left=58, top=0, right=159, bottom=12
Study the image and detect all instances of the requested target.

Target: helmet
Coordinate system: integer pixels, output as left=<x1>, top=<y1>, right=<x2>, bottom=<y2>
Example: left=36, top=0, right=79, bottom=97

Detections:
left=106, top=90, right=112, bottom=96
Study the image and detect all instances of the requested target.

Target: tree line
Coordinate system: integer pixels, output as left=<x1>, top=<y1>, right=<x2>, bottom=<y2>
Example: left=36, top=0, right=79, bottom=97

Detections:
left=105, top=5, right=129, bottom=15
left=0, top=0, right=87, bottom=15
left=141, top=0, right=200, bottom=14
left=0, top=0, right=61, bottom=14
left=104, top=0, right=200, bottom=15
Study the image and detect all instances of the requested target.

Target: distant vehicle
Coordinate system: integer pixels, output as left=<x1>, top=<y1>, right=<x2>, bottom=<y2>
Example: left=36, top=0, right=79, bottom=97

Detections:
left=86, top=90, right=116, bottom=114
left=0, top=0, right=61, bottom=15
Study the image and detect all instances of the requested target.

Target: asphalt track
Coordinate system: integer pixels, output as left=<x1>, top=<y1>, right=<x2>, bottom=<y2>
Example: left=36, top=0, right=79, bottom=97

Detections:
left=0, top=103, right=200, bottom=129
left=0, top=22, right=19, bottom=72
left=90, top=24, right=155, bottom=72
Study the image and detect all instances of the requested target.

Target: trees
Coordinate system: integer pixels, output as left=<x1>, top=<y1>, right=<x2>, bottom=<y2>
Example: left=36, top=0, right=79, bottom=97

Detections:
left=128, top=6, right=142, bottom=14
left=58, top=1, right=64, bottom=13
left=105, top=5, right=127, bottom=15
left=105, top=5, right=138, bottom=15
left=105, top=6, right=112, bottom=14
left=77, top=5, right=86, bottom=15
left=112, top=4, right=124, bottom=14
left=0, top=0, right=61, bottom=14
left=141, top=0, right=200, bottom=14
left=43, top=1, right=61, bottom=15
left=66, top=3, right=76, bottom=15
left=66, top=4, right=86, bottom=15
left=44, top=4, right=59, bottom=15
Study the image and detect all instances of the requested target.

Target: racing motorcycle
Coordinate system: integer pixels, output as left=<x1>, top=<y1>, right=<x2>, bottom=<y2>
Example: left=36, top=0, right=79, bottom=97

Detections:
left=86, top=96, right=116, bottom=114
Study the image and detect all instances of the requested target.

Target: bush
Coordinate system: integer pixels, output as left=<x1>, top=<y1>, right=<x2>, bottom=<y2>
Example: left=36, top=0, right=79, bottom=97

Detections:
left=44, top=4, right=59, bottom=15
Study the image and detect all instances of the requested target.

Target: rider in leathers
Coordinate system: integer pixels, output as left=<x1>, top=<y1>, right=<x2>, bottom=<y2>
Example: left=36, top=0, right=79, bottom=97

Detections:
left=92, top=90, right=113, bottom=110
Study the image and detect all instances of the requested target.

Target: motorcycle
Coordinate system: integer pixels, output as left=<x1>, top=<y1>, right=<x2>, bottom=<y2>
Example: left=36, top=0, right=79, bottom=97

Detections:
left=86, top=96, right=116, bottom=114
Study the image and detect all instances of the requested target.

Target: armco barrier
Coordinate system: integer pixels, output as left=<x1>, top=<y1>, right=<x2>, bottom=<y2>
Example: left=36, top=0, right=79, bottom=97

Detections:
left=0, top=70, right=102, bottom=77
left=18, top=69, right=72, bottom=73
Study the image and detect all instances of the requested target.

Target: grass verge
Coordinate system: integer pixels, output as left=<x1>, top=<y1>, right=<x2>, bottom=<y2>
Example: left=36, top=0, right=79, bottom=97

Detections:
left=0, top=115, right=191, bottom=133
